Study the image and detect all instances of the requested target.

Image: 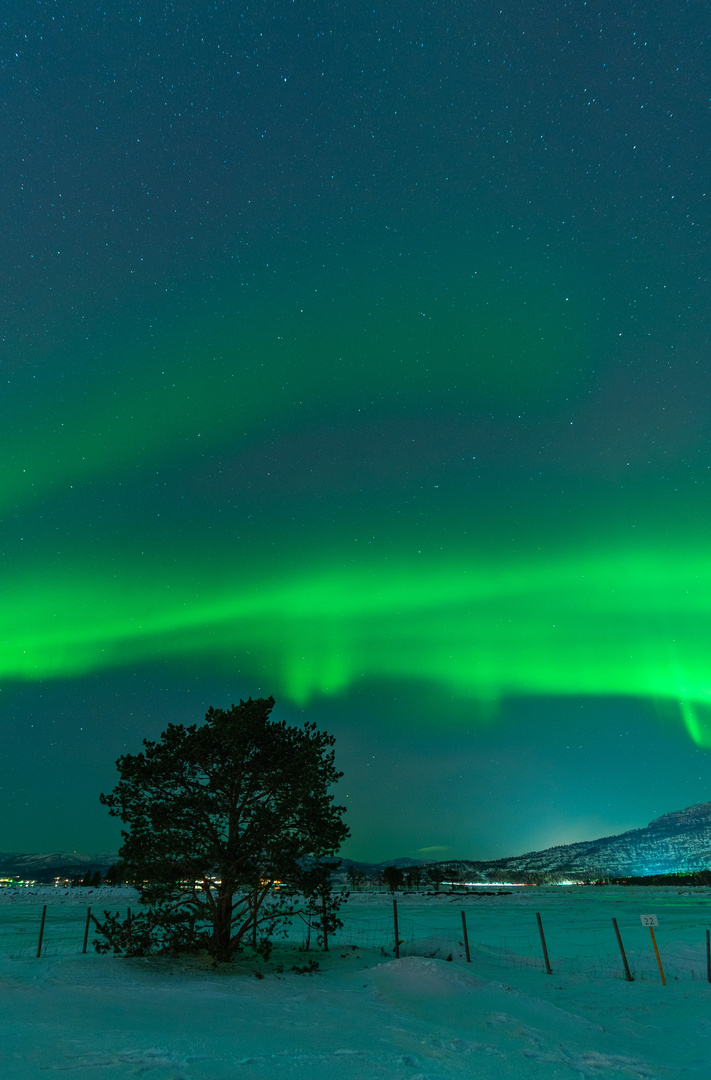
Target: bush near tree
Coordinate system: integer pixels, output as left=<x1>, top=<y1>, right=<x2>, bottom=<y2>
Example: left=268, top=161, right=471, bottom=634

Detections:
left=96, top=697, right=349, bottom=963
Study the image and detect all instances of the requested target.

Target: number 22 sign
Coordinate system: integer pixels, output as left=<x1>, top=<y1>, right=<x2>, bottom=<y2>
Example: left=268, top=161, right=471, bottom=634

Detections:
left=640, top=913, right=659, bottom=927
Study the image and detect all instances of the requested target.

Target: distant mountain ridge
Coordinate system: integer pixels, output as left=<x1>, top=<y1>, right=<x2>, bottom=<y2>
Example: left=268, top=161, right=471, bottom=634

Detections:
left=3, top=801, right=711, bottom=882
left=0, top=851, right=118, bottom=880
left=441, top=802, right=711, bottom=882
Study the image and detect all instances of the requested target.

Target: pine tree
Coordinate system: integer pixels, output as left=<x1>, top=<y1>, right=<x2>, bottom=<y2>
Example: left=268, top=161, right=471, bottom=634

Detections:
left=98, top=697, right=349, bottom=962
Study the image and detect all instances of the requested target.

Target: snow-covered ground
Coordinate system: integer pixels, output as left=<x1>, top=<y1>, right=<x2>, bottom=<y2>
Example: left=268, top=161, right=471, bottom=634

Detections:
left=2, top=885, right=711, bottom=1078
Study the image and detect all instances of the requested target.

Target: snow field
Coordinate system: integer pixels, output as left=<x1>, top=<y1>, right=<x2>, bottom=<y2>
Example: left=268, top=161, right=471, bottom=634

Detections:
left=3, top=885, right=708, bottom=983
left=2, top=886, right=711, bottom=1078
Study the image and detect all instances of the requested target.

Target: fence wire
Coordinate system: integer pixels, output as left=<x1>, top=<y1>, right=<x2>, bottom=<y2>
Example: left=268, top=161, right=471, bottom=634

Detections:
left=396, top=923, right=711, bottom=982
left=0, top=900, right=708, bottom=983
left=0, top=905, right=133, bottom=958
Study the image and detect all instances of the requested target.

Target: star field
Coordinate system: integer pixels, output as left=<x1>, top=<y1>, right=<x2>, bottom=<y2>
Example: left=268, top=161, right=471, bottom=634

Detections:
left=2, top=0, right=711, bottom=861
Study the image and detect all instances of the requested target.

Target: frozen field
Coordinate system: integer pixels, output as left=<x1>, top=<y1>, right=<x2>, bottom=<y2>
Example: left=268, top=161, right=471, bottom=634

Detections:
left=2, top=885, right=711, bottom=1078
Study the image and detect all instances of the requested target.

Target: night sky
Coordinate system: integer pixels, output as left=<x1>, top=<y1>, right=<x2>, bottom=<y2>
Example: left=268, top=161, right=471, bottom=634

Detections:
left=2, top=1, right=711, bottom=863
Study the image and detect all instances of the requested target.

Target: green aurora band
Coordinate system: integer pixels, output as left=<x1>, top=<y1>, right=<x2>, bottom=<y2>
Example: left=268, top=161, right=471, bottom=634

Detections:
left=4, top=248, right=707, bottom=758
left=3, top=546, right=711, bottom=747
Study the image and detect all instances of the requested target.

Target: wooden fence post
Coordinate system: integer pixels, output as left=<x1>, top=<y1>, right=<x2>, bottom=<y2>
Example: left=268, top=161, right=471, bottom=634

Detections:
left=82, top=907, right=92, bottom=954
left=536, top=912, right=552, bottom=974
left=36, top=905, right=47, bottom=958
left=393, top=897, right=400, bottom=958
left=612, top=918, right=633, bottom=981
left=461, top=910, right=471, bottom=963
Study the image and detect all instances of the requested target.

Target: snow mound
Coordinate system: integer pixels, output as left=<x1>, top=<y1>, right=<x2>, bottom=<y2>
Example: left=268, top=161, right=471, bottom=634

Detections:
left=371, top=954, right=486, bottom=1001
left=401, top=934, right=468, bottom=962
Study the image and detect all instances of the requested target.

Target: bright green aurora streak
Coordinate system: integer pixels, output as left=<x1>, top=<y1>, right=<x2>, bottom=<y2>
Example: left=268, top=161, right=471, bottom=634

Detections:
left=3, top=547, right=711, bottom=747
left=4, top=247, right=708, bottom=764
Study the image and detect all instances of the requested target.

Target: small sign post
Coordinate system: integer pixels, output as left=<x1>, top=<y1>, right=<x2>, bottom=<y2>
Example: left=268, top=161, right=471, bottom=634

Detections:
left=640, top=915, right=666, bottom=985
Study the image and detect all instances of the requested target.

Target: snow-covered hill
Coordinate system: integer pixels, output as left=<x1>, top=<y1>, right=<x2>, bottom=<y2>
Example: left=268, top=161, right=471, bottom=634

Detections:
left=0, top=851, right=118, bottom=880
left=445, top=801, right=711, bottom=881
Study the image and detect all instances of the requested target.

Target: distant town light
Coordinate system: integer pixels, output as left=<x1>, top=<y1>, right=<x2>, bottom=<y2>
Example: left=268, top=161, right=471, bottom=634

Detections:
left=460, top=881, right=534, bottom=888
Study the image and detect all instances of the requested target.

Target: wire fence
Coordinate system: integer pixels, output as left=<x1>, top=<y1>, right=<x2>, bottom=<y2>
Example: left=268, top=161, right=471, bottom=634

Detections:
left=398, top=921, right=711, bottom=982
left=1, top=899, right=709, bottom=983
left=0, top=904, right=132, bottom=959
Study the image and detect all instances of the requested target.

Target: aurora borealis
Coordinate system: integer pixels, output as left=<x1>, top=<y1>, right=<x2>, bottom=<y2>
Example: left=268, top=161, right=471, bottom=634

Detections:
left=3, top=1, right=711, bottom=861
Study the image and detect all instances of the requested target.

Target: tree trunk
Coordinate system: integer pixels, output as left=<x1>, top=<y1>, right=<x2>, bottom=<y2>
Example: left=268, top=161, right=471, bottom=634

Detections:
left=211, top=892, right=234, bottom=962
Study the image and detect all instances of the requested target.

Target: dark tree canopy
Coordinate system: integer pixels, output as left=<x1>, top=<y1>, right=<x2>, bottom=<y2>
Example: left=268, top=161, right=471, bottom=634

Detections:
left=381, top=865, right=405, bottom=892
left=99, top=697, right=349, bottom=961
